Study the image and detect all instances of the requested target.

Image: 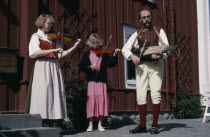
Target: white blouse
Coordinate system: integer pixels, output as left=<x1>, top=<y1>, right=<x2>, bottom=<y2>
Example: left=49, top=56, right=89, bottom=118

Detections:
left=122, top=28, right=169, bottom=60
left=28, top=29, right=62, bottom=58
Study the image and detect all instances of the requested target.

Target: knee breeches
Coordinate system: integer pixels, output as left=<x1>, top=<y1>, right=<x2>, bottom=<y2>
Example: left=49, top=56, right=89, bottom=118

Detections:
left=136, top=60, right=164, bottom=105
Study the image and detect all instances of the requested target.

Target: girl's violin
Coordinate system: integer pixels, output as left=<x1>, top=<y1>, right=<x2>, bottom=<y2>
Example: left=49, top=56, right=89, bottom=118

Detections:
left=94, top=46, right=117, bottom=56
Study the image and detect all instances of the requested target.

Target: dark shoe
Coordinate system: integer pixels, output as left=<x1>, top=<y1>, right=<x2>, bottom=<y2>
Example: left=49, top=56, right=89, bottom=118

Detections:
left=129, top=125, right=147, bottom=134
left=150, top=126, right=159, bottom=134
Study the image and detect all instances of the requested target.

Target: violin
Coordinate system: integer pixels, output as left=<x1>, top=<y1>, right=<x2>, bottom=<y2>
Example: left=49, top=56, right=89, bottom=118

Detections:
left=94, top=46, right=117, bottom=56
left=47, top=33, right=74, bottom=42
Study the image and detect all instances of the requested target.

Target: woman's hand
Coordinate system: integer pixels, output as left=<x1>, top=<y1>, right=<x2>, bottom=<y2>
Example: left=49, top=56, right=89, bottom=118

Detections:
left=74, top=39, right=82, bottom=47
left=55, top=48, right=63, bottom=54
left=54, top=48, right=63, bottom=57
left=59, top=39, right=82, bottom=58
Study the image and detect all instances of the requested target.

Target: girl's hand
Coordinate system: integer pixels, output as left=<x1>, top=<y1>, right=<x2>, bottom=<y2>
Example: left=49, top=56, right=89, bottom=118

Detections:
left=113, top=48, right=121, bottom=56
left=90, top=63, right=97, bottom=71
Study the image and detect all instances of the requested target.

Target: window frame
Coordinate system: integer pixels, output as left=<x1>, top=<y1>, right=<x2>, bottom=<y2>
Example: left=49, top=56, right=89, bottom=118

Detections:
left=123, top=24, right=139, bottom=89
left=197, top=0, right=210, bottom=105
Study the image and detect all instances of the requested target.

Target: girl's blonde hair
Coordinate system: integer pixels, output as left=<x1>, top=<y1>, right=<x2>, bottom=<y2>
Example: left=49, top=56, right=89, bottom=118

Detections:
left=35, top=14, right=54, bottom=28
left=86, top=33, right=104, bottom=49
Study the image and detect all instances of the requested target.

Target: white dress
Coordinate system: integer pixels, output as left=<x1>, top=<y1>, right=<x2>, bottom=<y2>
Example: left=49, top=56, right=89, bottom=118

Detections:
left=28, top=29, right=67, bottom=119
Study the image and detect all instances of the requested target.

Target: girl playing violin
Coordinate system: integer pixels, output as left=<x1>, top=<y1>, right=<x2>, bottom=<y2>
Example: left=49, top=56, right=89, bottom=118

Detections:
left=79, top=33, right=120, bottom=132
left=27, top=14, right=81, bottom=127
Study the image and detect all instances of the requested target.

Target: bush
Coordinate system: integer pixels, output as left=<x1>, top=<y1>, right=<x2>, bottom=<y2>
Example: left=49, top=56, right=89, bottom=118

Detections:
left=62, top=72, right=88, bottom=132
left=170, top=90, right=202, bottom=119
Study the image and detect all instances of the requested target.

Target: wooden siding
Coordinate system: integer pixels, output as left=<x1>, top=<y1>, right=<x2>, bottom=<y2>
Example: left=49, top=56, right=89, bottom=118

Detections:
left=0, top=0, right=38, bottom=113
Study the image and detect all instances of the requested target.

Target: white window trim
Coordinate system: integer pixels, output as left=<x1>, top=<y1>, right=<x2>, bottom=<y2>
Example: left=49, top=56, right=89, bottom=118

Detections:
left=123, top=24, right=139, bottom=89
left=197, top=0, right=210, bottom=105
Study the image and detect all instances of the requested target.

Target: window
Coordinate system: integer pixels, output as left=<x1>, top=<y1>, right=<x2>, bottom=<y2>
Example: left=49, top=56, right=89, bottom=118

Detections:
left=123, top=24, right=139, bottom=89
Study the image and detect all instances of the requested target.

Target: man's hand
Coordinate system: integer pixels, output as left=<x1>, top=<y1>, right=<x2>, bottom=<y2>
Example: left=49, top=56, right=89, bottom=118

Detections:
left=151, top=54, right=162, bottom=60
left=130, top=54, right=140, bottom=65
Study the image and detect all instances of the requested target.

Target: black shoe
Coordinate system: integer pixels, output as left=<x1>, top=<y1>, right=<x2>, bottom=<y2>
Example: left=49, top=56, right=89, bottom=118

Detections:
left=150, top=126, right=159, bottom=134
left=129, top=125, right=147, bottom=134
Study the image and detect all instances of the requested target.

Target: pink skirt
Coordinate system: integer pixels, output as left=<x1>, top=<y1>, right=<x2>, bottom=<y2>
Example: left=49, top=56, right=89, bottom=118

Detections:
left=86, top=82, right=108, bottom=118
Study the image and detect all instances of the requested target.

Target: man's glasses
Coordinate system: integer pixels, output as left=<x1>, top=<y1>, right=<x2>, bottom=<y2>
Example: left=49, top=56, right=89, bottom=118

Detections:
left=141, top=15, right=152, bottom=19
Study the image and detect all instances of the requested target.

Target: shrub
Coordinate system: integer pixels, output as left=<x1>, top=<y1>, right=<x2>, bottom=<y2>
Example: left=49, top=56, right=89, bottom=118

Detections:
left=62, top=71, right=88, bottom=132
left=170, top=90, right=202, bottom=119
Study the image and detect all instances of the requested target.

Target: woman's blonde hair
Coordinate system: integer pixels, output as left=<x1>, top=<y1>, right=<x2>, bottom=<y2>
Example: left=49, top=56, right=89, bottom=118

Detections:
left=35, top=14, right=54, bottom=28
left=86, top=33, right=104, bottom=49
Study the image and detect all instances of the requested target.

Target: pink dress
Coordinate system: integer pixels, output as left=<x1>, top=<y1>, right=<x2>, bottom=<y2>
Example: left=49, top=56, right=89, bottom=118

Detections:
left=86, top=51, right=109, bottom=118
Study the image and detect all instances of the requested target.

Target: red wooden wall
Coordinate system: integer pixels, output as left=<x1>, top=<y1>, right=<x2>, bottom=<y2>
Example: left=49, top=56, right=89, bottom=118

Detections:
left=0, top=0, right=199, bottom=113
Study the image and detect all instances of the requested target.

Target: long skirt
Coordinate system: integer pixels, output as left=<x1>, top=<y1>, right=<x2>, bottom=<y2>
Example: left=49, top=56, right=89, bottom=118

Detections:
left=29, top=58, right=67, bottom=119
left=86, top=82, right=108, bottom=118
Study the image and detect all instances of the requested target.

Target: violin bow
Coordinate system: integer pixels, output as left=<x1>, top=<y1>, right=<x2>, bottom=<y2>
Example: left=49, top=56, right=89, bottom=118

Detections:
left=95, top=35, right=113, bottom=67
left=139, top=40, right=147, bottom=58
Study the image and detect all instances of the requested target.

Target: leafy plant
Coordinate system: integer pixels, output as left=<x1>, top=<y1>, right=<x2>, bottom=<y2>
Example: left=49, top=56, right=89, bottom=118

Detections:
left=62, top=69, right=88, bottom=132
left=170, top=86, right=202, bottom=119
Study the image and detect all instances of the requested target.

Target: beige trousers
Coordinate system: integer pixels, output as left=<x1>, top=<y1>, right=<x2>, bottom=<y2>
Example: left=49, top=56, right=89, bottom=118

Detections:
left=136, top=60, right=164, bottom=105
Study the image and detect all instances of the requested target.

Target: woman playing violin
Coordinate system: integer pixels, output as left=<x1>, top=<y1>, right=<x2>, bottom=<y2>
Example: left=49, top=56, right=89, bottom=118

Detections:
left=79, top=33, right=120, bottom=132
left=27, top=14, right=81, bottom=127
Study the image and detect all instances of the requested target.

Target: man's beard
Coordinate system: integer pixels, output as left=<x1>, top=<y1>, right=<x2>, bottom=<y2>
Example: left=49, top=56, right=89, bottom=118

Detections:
left=143, top=22, right=152, bottom=29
